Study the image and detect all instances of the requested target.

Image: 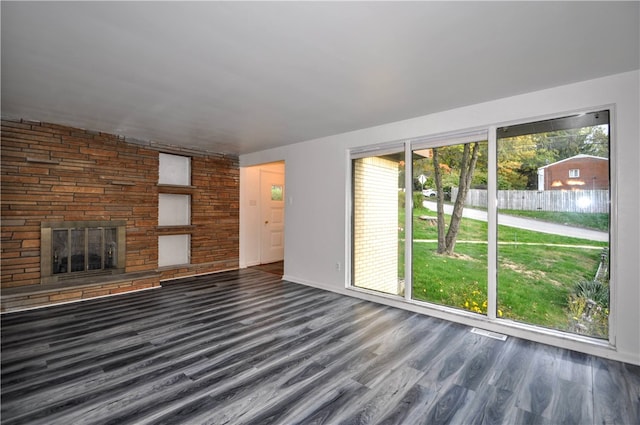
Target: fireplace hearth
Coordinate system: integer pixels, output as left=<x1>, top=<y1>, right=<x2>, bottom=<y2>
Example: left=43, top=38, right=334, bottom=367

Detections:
left=41, top=221, right=126, bottom=284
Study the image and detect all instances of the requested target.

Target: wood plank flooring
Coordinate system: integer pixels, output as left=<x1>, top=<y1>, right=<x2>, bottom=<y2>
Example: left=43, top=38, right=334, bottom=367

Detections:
left=249, top=261, right=284, bottom=277
left=2, top=269, right=639, bottom=424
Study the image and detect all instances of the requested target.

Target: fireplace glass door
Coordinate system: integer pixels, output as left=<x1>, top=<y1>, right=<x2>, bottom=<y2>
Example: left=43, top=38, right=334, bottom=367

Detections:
left=52, top=227, right=118, bottom=275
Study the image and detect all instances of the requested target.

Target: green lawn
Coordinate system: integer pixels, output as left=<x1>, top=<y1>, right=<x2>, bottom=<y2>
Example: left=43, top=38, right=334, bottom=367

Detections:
left=408, top=206, right=607, bottom=246
left=405, top=206, right=607, bottom=335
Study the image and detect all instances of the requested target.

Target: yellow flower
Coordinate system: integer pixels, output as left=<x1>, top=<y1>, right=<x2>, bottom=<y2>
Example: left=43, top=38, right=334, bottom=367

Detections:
left=497, top=309, right=503, bottom=317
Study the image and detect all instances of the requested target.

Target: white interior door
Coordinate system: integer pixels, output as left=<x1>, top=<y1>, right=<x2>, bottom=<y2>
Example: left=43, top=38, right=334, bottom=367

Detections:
left=260, top=170, right=285, bottom=264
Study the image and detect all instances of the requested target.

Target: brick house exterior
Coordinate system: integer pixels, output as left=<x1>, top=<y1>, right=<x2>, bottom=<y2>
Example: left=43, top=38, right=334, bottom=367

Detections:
left=352, top=156, right=401, bottom=295
left=1, top=118, right=239, bottom=311
left=537, top=154, right=609, bottom=191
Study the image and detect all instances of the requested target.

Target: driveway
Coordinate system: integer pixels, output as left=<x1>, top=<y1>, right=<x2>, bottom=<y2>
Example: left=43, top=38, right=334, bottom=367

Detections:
left=422, top=200, right=608, bottom=242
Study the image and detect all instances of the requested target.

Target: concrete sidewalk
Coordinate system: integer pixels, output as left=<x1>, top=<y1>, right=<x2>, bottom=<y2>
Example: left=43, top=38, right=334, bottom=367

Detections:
left=422, top=200, right=608, bottom=242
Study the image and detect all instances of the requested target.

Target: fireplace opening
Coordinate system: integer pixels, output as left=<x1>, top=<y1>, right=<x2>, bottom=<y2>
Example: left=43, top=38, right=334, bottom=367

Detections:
left=41, top=221, right=126, bottom=284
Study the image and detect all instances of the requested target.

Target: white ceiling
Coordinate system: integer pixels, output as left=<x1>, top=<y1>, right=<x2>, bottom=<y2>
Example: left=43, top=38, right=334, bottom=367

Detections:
left=2, top=2, right=638, bottom=155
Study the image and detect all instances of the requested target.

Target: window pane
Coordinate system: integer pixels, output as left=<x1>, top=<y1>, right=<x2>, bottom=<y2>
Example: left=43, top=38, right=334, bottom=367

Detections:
left=271, top=184, right=283, bottom=201
left=352, top=152, right=404, bottom=296
left=411, top=141, right=488, bottom=313
left=497, top=110, right=610, bottom=338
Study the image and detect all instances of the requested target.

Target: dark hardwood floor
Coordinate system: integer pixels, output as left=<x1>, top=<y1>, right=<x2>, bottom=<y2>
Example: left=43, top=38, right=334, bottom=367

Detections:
left=2, top=269, right=639, bottom=424
left=249, top=261, right=284, bottom=277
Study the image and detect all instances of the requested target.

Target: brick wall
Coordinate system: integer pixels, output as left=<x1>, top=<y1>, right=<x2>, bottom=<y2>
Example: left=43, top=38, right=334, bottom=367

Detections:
left=353, top=156, right=401, bottom=295
left=544, top=157, right=609, bottom=190
left=1, top=118, right=239, bottom=304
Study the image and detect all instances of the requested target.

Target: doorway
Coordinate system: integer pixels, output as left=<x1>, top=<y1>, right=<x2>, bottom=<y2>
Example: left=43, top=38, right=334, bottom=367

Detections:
left=260, top=169, right=285, bottom=264
left=239, top=161, right=285, bottom=272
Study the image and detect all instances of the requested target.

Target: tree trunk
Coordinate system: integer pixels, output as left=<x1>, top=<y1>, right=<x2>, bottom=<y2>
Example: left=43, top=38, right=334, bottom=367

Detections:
left=433, top=142, right=480, bottom=255
left=432, top=148, right=446, bottom=253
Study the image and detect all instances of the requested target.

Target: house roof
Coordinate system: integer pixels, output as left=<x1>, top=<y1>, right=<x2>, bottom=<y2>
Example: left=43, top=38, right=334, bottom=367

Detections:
left=1, top=2, right=639, bottom=155
left=538, top=154, right=609, bottom=170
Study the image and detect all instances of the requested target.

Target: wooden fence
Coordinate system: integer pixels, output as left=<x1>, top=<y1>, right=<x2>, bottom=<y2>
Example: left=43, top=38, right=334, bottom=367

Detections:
left=450, top=188, right=609, bottom=213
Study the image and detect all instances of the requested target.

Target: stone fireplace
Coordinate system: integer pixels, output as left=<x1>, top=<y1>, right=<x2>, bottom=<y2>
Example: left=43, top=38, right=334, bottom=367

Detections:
left=41, top=221, right=126, bottom=285
left=2, top=118, right=238, bottom=312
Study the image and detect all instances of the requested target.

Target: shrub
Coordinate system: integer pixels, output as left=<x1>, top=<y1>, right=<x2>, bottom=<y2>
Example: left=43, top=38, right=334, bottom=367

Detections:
left=568, top=279, right=609, bottom=338
left=398, top=191, right=422, bottom=209
left=413, top=192, right=423, bottom=209
left=574, top=279, right=609, bottom=305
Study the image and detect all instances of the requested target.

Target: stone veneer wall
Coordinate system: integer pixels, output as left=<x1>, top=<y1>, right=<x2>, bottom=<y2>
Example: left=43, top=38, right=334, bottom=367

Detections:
left=1, top=118, right=239, bottom=310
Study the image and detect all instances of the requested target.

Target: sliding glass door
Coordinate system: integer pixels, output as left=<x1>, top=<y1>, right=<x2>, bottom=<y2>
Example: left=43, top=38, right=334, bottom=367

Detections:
left=496, top=111, right=610, bottom=338
left=411, top=138, right=488, bottom=313
left=351, top=109, right=611, bottom=340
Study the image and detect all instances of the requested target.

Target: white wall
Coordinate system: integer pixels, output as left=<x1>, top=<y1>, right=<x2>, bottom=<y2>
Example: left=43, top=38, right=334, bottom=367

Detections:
left=240, top=70, right=640, bottom=365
